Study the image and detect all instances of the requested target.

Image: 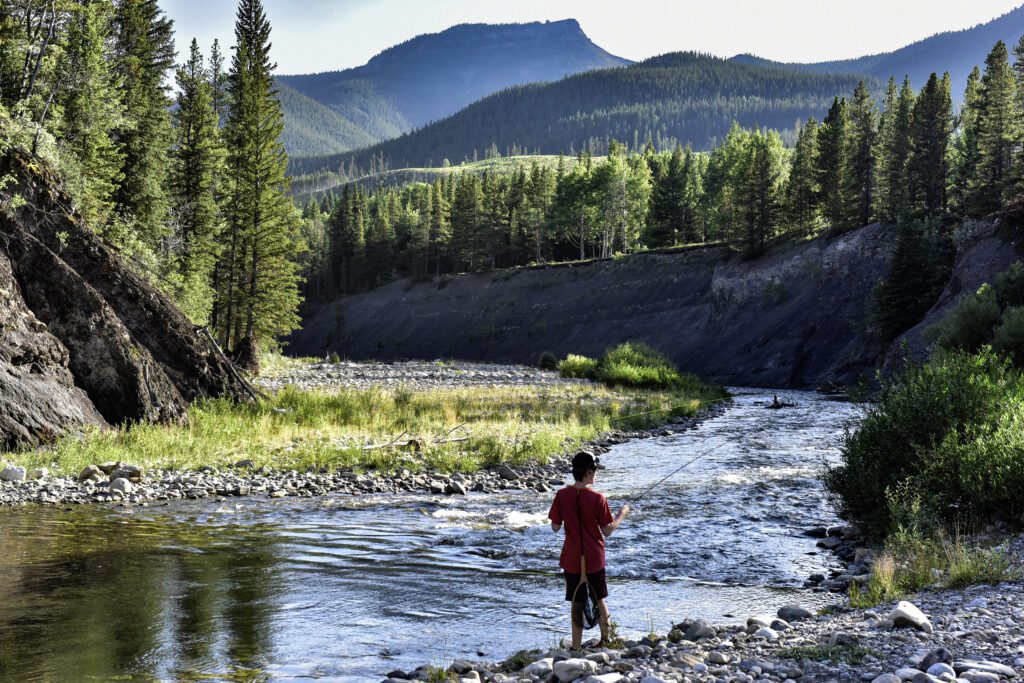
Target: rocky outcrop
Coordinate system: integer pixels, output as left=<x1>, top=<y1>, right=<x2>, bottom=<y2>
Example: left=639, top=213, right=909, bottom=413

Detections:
left=291, top=221, right=1021, bottom=388
left=0, top=147, right=248, bottom=450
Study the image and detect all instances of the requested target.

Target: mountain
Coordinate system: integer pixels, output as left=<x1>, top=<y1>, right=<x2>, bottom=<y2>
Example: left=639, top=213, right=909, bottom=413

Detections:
left=288, top=52, right=874, bottom=179
left=276, top=19, right=630, bottom=158
left=731, top=5, right=1024, bottom=93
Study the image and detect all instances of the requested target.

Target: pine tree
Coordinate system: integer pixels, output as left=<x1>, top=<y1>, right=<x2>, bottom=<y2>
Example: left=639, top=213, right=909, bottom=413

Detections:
left=970, top=41, right=1017, bottom=215
left=112, top=0, right=175, bottom=248
left=816, top=97, right=850, bottom=229
left=216, top=0, right=301, bottom=349
left=785, top=117, right=820, bottom=235
left=208, top=38, right=229, bottom=123
left=646, top=145, right=686, bottom=247
left=740, top=129, right=785, bottom=255
left=907, top=72, right=953, bottom=216
left=875, top=78, right=916, bottom=222
left=951, top=67, right=982, bottom=214
left=450, top=172, right=483, bottom=271
left=56, top=0, right=125, bottom=231
left=844, top=81, right=877, bottom=230
left=169, top=38, right=224, bottom=324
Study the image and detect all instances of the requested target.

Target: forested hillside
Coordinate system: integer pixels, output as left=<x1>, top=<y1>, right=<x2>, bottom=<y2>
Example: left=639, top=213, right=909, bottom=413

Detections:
left=731, top=4, right=1024, bottom=94
left=288, top=53, right=874, bottom=180
left=277, top=19, right=629, bottom=158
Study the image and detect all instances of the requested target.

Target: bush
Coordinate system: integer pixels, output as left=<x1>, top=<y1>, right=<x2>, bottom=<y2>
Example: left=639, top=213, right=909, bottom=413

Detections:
left=993, top=306, right=1024, bottom=364
left=929, top=285, right=1001, bottom=352
left=559, top=354, right=599, bottom=379
left=537, top=351, right=559, bottom=371
left=824, top=348, right=1024, bottom=539
left=596, top=342, right=688, bottom=390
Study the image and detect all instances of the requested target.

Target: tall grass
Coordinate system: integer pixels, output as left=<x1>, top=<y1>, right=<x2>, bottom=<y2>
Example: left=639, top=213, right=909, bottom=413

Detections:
left=557, top=342, right=703, bottom=391
left=7, top=382, right=723, bottom=476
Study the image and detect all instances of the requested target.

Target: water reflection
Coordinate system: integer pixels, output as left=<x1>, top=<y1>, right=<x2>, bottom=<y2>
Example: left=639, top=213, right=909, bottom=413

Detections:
left=0, top=513, right=283, bottom=681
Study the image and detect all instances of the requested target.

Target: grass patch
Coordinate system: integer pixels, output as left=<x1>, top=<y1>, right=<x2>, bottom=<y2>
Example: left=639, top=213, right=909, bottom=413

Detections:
left=558, top=342, right=705, bottom=392
left=776, top=645, right=880, bottom=666
left=848, top=531, right=1020, bottom=607
left=7, top=380, right=724, bottom=477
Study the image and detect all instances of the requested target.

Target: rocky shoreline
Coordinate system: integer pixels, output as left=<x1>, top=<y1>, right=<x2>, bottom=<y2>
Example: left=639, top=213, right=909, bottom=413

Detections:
left=388, top=581, right=1024, bottom=683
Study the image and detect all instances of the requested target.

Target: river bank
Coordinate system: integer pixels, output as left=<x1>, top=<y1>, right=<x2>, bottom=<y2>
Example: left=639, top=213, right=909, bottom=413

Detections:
left=399, top=574, right=1024, bottom=683
left=0, top=361, right=723, bottom=507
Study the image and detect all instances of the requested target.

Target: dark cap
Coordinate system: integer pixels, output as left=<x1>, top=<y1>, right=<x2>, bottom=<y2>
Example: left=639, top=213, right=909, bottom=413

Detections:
left=572, top=450, right=602, bottom=472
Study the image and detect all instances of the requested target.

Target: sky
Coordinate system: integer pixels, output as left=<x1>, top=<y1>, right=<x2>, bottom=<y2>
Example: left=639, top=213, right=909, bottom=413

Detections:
left=161, top=0, right=1024, bottom=75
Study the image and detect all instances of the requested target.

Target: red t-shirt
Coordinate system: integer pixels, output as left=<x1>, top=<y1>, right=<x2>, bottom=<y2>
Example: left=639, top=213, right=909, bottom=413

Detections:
left=548, top=486, right=614, bottom=573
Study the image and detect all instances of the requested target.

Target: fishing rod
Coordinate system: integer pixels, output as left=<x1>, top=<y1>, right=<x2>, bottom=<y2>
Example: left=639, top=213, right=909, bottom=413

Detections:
left=627, top=439, right=732, bottom=505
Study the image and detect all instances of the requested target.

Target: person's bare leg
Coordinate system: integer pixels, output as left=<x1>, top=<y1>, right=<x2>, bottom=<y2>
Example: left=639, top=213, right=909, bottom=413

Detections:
left=571, top=602, right=583, bottom=650
left=597, top=599, right=610, bottom=644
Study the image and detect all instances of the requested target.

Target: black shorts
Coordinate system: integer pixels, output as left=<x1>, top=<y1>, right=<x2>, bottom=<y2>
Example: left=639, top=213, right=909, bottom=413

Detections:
left=564, top=569, right=608, bottom=602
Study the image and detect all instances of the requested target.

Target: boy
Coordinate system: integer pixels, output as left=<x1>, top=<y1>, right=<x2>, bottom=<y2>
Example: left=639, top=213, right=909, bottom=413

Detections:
left=548, top=451, right=629, bottom=649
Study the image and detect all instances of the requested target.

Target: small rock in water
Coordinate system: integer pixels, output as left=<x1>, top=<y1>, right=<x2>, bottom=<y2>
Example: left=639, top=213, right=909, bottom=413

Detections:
left=774, top=606, right=815, bottom=622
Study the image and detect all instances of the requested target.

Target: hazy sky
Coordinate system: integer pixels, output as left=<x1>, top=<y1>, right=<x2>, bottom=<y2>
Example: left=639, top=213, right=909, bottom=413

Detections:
left=161, top=0, right=1024, bottom=75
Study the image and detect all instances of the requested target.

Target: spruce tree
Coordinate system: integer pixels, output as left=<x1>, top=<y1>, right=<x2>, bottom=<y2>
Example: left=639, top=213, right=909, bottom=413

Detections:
left=816, top=97, right=850, bottom=229
left=970, top=41, right=1017, bottom=215
left=216, top=0, right=301, bottom=349
left=169, top=38, right=224, bottom=324
left=951, top=67, right=982, bottom=214
left=112, top=0, right=175, bottom=248
left=875, top=78, right=916, bottom=222
left=844, top=81, right=877, bottom=230
left=907, top=72, right=953, bottom=216
left=785, top=117, right=820, bottom=235
left=646, top=145, right=686, bottom=247
left=57, top=0, right=125, bottom=231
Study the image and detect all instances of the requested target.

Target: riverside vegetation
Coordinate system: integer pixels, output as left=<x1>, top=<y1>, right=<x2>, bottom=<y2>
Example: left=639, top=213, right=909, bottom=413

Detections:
left=0, top=343, right=727, bottom=504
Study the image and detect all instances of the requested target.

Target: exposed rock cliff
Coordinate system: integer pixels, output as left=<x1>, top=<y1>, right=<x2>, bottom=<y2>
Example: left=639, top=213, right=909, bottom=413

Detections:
left=0, top=147, right=248, bottom=451
left=290, top=221, right=1020, bottom=389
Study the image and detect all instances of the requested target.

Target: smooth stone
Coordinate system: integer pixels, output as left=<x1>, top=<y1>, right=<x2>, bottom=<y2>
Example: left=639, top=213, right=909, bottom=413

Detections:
left=890, top=601, right=933, bottom=633
left=960, top=673, right=1000, bottom=683
left=552, top=658, right=598, bottom=682
left=771, top=618, right=791, bottom=631
left=708, top=651, right=730, bottom=665
left=523, top=659, right=552, bottom=676
left=0, top=464, right=26, bottom=482
left=30, top=467, right=48, bottom=479
left=683, top=619, right=716, bottom=641
left=109, top=478, right=133, bottom=495
left=450, top=659, right=474, bottom=675
left=872, top=676, right=903, bottom=683
left=895, top=669, right=924, bottom=681
left=953, top=660, right=1017, bottom=677
left=927, top=664, right=956, bottom=678
left=754, top=627, right=779, bottom=640
left=639, top=676, right=670, bottom=683
left=778, top=605, right=814, bottom=622
left=78, top=465, right=103, bottom=482
left=583, top=675, right=622, bottom=683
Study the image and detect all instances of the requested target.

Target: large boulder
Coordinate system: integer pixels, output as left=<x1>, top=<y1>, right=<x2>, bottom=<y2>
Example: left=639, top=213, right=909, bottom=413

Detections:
left=0, top=145, right=248, bottom=450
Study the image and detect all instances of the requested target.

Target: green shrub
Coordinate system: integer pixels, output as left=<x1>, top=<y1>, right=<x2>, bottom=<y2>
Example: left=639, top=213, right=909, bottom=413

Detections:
left=559, top=354, right=599, bottom=379
left=993, top=307, right=1024, bottom=364
left=824, top=348, right=1024, bottom=539
left=595, top=342, right=691, bottom=391
left=929, top=285, right=1001, bottom=352
left=328, top=351, right=342, bottom=364
left=537, top=351, right=559, bottom=371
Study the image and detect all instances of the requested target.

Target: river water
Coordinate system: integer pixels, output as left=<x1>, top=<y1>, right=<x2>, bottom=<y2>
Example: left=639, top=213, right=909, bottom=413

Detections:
left=0, top=389, right=862, bottom=682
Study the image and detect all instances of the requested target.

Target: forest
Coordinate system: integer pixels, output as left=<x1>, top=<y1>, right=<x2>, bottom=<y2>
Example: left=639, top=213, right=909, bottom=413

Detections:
left=0, top=0, right=301, bottom=355
left=300, top=36, right=1024, bottom=342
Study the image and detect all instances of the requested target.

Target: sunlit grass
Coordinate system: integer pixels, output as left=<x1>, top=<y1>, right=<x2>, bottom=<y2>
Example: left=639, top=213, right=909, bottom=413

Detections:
left=8, top=382, right=726, bottom=477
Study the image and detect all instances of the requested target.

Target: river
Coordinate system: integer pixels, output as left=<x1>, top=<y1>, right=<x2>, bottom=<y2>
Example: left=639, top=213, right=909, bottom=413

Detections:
left=0, top=389, right=862, bottom=681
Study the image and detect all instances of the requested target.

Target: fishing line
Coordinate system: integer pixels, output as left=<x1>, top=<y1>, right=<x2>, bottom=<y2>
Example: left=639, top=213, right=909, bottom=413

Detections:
left=628, top=438, right=733, bottom=505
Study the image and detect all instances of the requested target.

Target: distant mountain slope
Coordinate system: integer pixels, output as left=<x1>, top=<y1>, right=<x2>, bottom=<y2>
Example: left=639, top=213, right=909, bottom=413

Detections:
left=731, top=5, right=1024, bottom=92
left=277, top=19, right=630, bottom=158
left=289, top=52, right=874, bottom=178
left=276, top=82, right=380, bottom=157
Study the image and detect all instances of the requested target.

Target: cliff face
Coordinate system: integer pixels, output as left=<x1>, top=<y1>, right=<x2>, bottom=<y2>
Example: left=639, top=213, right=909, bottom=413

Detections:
left=0, top=148, right=249, bottom=451
left=290, top=221, right=1021, bottom=389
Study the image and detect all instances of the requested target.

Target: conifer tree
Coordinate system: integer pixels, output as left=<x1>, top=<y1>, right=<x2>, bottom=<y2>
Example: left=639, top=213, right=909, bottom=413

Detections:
left=907, top=72, right=953, bottom=216
left=785, top=117, right=820, bottom=235
left=876, top=78, right=916, bottom=222
left=844, top=81, right=877, bottom=230
left=57, top=0, right=125, bottom=231
left=970, top=41, right=1018, bottom=215
left=816, top=97, right=849, bottom=229
left=740, top=129, right=785, bottom=255
left=646, top=145, right=686, bottom=247
left=208, top=38, right=229, bottom=124
left=112, top=0, right=175, bottom=248
left=429, top=178, right=451, bottom=274
left=951, top=67, right=982, bottom=214
left=169, top=38, right=224, bottom=323
left=216, top=0, right=301, bottom=349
